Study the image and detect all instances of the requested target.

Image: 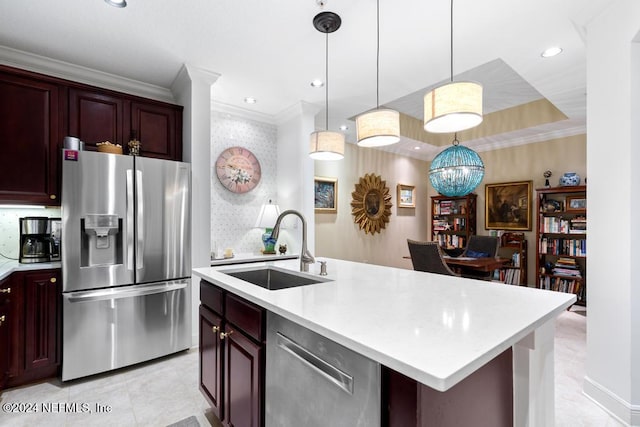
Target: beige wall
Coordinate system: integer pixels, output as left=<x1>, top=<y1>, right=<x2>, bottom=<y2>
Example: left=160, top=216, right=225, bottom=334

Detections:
left=452, top=134, right=586, bottom=285
left=314, top=143, right=430, bottom=269
left=315, top=134, right=586, bottom=283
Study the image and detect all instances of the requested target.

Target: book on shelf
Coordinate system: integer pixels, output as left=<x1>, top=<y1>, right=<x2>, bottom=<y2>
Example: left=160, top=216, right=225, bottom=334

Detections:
left=539, top=275, right=582, bottom=294
left=552, top=257, right=582, bottom=278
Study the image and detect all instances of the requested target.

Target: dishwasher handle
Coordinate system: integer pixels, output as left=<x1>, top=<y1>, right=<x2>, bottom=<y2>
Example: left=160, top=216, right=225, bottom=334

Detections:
left=277, top=332, right=354, bottom=395
left=66, top=282, right=188, bottom=303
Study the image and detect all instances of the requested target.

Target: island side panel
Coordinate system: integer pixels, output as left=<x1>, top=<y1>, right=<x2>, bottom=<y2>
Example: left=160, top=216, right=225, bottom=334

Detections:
left=383, top=348, right=513, bottom=427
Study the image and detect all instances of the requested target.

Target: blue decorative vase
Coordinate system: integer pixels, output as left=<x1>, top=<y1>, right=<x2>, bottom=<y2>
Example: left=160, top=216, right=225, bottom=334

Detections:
left=261, top=228, right=277, bottom=254
left=559, top=172, right=580, bottom=186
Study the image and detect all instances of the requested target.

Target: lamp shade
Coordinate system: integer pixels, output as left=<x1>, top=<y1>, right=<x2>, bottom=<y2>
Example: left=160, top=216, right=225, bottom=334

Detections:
left=424, top=81, right=483, bottom=133
left=254, top=202, right=281, bottom=229
left=356, top=109, right=401, bottom=147
left=429, top=144, right=485, bottom=197
left=309, top=131, right=345, bottom=160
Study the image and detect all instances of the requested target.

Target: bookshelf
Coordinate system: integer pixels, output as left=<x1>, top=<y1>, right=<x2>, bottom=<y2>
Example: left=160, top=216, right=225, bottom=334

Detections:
left=430, top=194, right=477, bottom=255
left=535, top=185, right=586, bottom=305
left=497, top=233, right=527, bottom=285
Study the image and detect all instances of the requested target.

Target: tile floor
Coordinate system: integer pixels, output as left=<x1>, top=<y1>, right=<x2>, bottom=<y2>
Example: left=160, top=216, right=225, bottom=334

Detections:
left=0, top=308, right=626, bottom=427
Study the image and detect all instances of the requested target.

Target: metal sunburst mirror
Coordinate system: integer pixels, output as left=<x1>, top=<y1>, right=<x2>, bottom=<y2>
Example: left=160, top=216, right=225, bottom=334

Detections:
left=351, top=173, right=393, bottom=234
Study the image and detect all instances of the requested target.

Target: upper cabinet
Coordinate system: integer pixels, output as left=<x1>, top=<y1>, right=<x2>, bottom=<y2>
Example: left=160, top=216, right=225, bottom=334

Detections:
left=68, top=88, right=125, bottom=151
left=0, top=68, right=60, bottom=204
left=129, top=101, right=182, bottom=160
left=0, top=65, right=184, bottom=206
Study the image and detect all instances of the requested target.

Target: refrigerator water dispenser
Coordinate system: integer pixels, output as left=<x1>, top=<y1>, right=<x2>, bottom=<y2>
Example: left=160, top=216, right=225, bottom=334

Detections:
left=81, top=214, right=123, bottom=266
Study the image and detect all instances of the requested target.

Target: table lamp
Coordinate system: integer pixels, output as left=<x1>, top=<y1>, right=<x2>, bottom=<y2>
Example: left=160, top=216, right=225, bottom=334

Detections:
left=254, top=200, right=281, bottom=254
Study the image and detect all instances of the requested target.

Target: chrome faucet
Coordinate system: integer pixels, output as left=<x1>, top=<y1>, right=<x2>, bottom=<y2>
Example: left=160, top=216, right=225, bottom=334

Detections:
left=269, top=209, right=315, bottom=272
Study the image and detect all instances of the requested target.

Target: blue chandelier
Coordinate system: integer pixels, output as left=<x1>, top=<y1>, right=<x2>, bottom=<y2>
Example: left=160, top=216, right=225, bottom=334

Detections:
left=429, top=135, right=485, bottom=197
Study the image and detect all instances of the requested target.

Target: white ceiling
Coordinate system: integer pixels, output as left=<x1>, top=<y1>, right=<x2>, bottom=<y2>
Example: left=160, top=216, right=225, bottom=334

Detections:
left=0, top=0, right=615, bottom=160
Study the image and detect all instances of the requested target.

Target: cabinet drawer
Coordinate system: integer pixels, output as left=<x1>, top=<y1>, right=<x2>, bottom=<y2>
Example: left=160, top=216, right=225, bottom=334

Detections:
left=200, top=281, right=223, bottom=315
left=225, top=293, right=265, bottom=342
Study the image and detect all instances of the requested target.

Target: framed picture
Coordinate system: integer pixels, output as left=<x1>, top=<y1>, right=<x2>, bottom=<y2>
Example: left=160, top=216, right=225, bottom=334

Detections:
left=566, top=195, right=586, bottom=211
left=485, top=181, right=532, bottom=230
left=314, top=176, right=338, bottom=213
left=397, top=184, right=416, bottom=208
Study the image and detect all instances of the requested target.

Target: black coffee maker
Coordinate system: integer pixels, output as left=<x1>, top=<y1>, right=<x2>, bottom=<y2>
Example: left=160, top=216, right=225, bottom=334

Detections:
left=19, top=217, right=52, bottom=264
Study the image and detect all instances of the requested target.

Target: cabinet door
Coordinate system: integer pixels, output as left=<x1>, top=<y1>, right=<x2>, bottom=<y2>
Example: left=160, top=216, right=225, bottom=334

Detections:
left=200, top=305, right=224, bottom=421
left=129, top=101, right=181, bottom=160
left=224, top=325, right=263, bottom=427
left=0, top=276, right=11, bottom=390
left=23, top=270, right=60, bottom=372
left=0, top=69, right=60, bottom=204
left=69, top=87, right=125, bottom=149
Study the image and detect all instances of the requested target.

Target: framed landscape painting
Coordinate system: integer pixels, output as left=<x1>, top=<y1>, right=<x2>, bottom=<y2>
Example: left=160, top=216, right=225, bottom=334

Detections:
left=314, top=176, right=338, bottom=213
left=485, top=181, right=532, bottom=230
left=397, top=184, right=416, bottom=208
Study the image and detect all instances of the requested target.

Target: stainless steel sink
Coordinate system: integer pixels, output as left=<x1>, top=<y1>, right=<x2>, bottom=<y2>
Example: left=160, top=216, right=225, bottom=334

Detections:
left=222, top=267, right=330, bottom=290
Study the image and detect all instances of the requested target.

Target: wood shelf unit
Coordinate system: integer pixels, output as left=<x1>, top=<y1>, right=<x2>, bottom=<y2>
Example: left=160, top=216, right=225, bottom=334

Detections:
left=430, top=194, right=477, bottom=255
left=535, top=185, right=586, bottom=305
left=497, top=233, right=527, bottom=285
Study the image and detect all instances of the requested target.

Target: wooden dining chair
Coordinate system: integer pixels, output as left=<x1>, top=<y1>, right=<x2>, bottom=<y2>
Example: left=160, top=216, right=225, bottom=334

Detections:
left=460, top=235, right=500, bottom=280
left=407, top=239, right=460, bottom=276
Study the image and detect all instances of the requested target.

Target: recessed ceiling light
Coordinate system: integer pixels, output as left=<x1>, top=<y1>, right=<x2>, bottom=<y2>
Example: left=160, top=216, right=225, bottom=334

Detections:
left=414, top=146, right=421, bottom=150
left=541, top=46, right=563, bottom=58
left=339, top=125, right=348, bottom=131
left=104, top=0, right=127, bottom=8
left=244, top=97, right=257, bottom=104
left=311, top=79, right=324, bottom=88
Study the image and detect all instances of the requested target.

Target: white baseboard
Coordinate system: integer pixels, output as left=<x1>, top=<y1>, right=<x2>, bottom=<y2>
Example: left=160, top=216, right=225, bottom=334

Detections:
left=583, top=375, right=640, bottom=426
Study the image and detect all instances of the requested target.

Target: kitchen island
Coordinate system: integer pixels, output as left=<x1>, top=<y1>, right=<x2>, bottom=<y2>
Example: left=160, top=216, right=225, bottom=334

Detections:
left=194, top=257, right=575, bottom=426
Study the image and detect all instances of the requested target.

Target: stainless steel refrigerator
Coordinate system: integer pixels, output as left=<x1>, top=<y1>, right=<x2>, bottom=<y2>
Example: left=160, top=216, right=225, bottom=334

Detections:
left=61, top=150, right=191, bottom=381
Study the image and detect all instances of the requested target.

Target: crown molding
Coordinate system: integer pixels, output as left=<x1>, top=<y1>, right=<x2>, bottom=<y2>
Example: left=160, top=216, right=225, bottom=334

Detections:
left=0, top=45, right=175, bottom=103
left=212, top=100, right=276, bottom=124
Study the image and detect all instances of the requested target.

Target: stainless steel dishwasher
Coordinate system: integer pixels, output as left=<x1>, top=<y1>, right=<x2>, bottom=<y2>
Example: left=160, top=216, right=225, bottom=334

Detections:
left=265, top=313, right=381, bottom=426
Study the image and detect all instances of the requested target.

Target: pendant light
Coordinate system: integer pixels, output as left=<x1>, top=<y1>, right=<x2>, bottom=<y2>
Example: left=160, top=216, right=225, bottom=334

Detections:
left=356, top=0, right=400, bottom=147
left=429, top=133, right=484, bottom=196
left=309, top=11, right=345, bottom=161
left=424, top=0, right=482, bottom=134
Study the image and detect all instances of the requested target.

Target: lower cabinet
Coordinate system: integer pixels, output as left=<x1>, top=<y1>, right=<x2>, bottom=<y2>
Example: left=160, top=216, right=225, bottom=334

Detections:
left=5, top=269, right=61, bottom=389
left=0, top=275, right=12, bottom=390
left=200, top=281, right=265, bottom=427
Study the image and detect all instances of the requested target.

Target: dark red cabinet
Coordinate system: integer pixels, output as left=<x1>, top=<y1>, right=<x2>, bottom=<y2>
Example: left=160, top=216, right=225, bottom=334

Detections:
left=200, top=305, right=224, bottom=421
left=0, top=276, right=12, bottom=390
left=129, top=101, right=181, bottom=160
left=68, top=88, right=125, bottom=151
left=200, top=281, right=265, bottom=427
left=224, top=324, right=263, bottom=427
left=5, top=269, right=61, bottom=389
left=0, top=64, right=183, bottom=206
left=0, top=68, right=60, bottom=204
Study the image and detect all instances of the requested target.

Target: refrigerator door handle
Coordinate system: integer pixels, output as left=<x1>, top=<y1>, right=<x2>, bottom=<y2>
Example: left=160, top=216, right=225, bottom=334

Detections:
left=136, top=169, right=144, bottom=270
left=66, top=282, right=188, bottom=303
left=126, top=169, right=135, bottom=271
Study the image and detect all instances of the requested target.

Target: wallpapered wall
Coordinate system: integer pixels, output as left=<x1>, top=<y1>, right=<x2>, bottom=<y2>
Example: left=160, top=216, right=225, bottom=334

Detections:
left=210, top=111, right=279, bottom=255
left=0, top=207, right=61, bottom=260
left=315, top=133, right=587, bottom=285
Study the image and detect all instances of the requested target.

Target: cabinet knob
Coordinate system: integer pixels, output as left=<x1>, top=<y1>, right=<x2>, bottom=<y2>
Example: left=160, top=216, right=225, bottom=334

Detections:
left=50, top=194, right=57, bottom=200
left=0, top=315, right=5, bottom=325
left=220, top=330, right=234, bottom=340
left=212, top=325, right=220, bottom=333
left=0, top=287, right=10, bottom=294
left=50, top=277, right=57, bottom=283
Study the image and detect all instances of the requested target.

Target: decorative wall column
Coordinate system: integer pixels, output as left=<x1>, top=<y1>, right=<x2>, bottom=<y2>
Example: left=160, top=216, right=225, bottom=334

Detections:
left=275, top=102, right=321, bottom=256
left=171, top=64, right=220, bottom=346
left=585, top=1, right=640, bottom=424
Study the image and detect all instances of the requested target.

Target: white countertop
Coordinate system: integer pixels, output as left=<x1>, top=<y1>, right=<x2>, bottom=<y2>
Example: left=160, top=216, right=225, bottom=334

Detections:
left=193, top=258, right=575, bottom=392
left=0, top=259, right=62, bottom=280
